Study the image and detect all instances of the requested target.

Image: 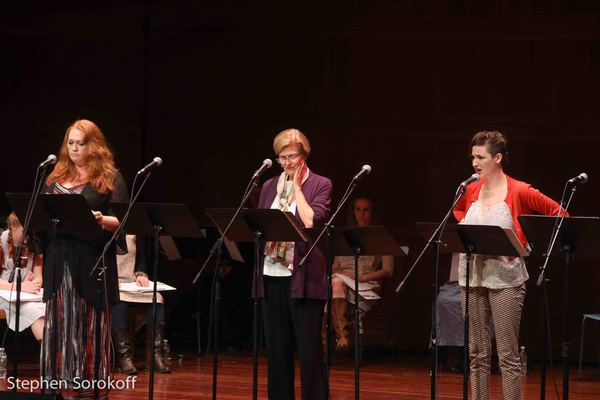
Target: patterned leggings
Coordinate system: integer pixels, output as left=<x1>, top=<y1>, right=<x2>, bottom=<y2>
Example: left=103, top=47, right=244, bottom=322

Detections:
left=461, top=284, right=526, bottom=400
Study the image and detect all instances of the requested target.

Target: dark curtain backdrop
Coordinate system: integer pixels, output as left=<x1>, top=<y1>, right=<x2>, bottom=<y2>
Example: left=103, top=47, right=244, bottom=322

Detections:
left=1, top=0, right=599, bottom=360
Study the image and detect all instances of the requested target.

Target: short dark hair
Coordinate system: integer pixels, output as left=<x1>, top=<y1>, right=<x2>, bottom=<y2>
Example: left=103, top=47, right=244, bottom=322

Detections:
left=470, top=130, right=509, bottom=164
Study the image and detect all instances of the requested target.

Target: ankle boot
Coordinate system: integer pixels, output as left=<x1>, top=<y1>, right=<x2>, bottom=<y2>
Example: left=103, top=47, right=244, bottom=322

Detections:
left=146, top=325, right=171, bottom=374
left=112, top=328, right=137, bottom=375
left=332, top=299, right=350, bottom=349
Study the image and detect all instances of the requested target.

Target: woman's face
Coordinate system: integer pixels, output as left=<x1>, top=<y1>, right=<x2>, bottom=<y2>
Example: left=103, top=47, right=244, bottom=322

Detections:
left=67, top=128, right=88, bottom=167
left=353, top=198, right=373, bottom=227
left=277, top=144, right=305, bottom=177
left=471, top=145, right=501, bottom=178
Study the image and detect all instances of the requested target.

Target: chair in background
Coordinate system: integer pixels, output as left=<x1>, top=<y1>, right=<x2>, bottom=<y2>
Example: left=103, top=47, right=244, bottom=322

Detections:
left=578, top=313, right=600, bottom=378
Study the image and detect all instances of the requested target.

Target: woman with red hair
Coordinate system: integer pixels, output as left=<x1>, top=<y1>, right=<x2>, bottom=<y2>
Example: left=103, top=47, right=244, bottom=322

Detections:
left=42, top=119, right=128, bottom=399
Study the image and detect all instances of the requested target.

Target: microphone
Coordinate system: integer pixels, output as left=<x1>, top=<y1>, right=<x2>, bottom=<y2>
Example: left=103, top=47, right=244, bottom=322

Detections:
left=352, top=164, right=372, bottom=181
left=459, top=173, right=480, bottom=189
left=252, top=159, right=273, bottom=179
left=39, top=154, right=57, bottom=169
left=137, top=157, right=163, bottom=175
left=567, top=172, right=588, bottom=185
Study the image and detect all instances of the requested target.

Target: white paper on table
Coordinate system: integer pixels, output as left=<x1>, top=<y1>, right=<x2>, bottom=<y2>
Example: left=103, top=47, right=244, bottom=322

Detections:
left=0, top=288, right=44, bottom=302
left=334, top=273, right=376, bottom=291
left=358, top=291, right=381, bottom=300
left=334, top=273, right=381, bottom=300
left=119, top=281, right=177, bottom=293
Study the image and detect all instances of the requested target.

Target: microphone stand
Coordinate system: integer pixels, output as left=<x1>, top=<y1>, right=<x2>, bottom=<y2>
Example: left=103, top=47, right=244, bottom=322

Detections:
left=537, top=180, right=576, bottom=400
left=191, top=172, right=259, bottom=400
left=395, top=182, right=468, bottom=400
left=299, top=173, right=366, bottom=400
left=9, top=161, right=51, bottom=383
left=87, top=168, right=154, bottom=400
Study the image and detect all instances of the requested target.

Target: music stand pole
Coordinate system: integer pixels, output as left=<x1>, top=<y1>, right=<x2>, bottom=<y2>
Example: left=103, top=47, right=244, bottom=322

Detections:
left=244, top=208, right=312, bottom=400
left=396, top=185, right=467, bottom=400
left=315, top=225, right=404, bottom=400
left=324, top=225, right=334, bottom=394
left=94, top=273, right=102, bottom=400
left=352, top=245, right=361, bottom=400
left=10, top=164, right=50, bottom=382
left=148, top=225, right=163, bottom=400
left=298, top=174, right=364, bottom=400
left=252, top=230, right=262, bottom=400
left=194, top=181, right=257, bottom=400
left=540, top=277, right=549, bottom=400
left=110, top=202, right=204, bottom=400
left=536, top=184, right=576, bottom=400
left=462, top=243, right=473, bottom=400
left=11, top=268, right=22, bottom=384
left=50, top=217, right=59, bottom=392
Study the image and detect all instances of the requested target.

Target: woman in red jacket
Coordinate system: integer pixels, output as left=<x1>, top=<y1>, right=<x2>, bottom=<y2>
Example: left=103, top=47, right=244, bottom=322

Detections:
left=453, top=131, right=563, bottom=400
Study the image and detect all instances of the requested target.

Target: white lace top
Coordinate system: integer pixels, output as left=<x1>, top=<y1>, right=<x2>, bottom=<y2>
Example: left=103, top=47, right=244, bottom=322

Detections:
left=458, top=201, right=528, bottom=289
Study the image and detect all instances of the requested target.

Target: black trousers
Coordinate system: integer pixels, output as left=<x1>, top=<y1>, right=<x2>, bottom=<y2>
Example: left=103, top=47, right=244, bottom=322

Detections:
left=262, top=276, right=327, bottom=400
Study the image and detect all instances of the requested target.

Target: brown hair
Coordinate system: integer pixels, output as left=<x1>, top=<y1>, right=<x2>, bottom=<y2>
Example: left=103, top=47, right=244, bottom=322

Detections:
left=470, top=130, right=509, bottom=164
left=273, top=128, right=311, bottom=157
left=346, top=194, right=376, bottom=226
left=46, top=119, right=117, bottom=194
left=5, top=212, right=29, bottom=261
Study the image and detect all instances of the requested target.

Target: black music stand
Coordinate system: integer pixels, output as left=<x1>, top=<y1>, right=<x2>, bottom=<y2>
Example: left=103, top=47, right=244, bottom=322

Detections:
left=456, top=224, right=527, bottom=400
left=415, top=222, right=468, bottom=399
left=307, top=225, right=404, bottom=400
left=519, top=215, right=600, bottom=400
left=416, top=222, right=527, bottom=400
left=7, top=193, right=99, bottom=393
left=5, top=192, right=49, bottom=384
left=206, top=207, right=308, bottom=400
left=111, top=202, right=204, bottom=400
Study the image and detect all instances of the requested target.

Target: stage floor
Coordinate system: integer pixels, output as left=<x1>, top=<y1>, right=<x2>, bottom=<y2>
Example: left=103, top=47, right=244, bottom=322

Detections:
left=2, top=351, right=600, bottom=399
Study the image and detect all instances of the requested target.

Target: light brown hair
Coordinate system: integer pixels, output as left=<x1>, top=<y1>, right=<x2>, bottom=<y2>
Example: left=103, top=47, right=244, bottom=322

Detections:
left=273, top=128, right=311, bottom=157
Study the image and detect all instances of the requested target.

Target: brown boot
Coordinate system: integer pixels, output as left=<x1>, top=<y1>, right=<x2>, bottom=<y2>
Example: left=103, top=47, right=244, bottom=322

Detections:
left=146, top=325, right=171, bottom=374
left=112, top=328, right=137, bottom=375
left=332, top=299, right=350, bottom=349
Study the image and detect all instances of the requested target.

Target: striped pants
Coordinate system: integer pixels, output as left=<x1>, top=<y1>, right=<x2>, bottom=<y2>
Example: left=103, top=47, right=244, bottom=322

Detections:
left=461, top=284, right=526, bottom=400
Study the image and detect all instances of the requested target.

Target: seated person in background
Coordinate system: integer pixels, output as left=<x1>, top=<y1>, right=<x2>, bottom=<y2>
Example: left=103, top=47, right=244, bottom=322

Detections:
left=330, top=194, right=394, bottom=349
left=111, top=234, right=170, bottom=374
left=437, top=253, right=465, bottom=371
left=0, top=212, right=45, bottom=341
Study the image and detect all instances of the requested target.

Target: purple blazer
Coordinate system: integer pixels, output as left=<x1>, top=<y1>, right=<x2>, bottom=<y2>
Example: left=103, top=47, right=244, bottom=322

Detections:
left=256, top=171, right=333, bottom=300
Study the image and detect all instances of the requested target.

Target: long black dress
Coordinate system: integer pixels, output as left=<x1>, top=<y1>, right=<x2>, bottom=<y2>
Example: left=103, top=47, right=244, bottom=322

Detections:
left=41, top=172, right=128, bottom=400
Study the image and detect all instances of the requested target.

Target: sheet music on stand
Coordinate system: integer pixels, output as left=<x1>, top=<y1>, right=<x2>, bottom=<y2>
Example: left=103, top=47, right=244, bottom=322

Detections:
left=334, top=274, right=381, bottom=300
left=7, top=192, right=100, bottom=234
left=415, top=222, right=528, bottom=257
left=518, top=215, right=600, bottom=258
left=457, top=224, right=529, bottom=257
left=205, top=208, right=308, bottom=243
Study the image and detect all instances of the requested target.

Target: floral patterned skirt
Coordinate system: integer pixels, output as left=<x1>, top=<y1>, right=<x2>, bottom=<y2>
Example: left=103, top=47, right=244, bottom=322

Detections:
left=41, top=263, right=111, bottom=400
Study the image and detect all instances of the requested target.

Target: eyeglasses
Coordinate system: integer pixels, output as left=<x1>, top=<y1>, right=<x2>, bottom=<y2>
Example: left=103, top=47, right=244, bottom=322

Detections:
left=277, top=153, right=301, bottom=164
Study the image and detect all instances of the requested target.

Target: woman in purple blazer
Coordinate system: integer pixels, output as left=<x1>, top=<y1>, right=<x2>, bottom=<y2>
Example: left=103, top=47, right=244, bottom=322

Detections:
left=258, top=128, right=332, bottom=400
